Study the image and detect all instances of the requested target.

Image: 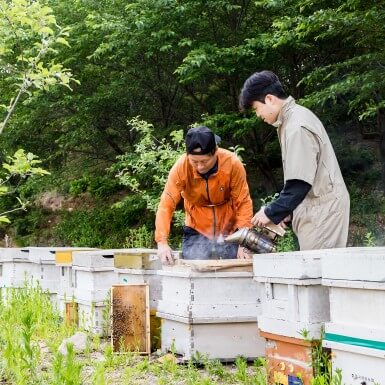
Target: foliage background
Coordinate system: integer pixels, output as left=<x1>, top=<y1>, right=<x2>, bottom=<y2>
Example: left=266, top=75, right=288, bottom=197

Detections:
left=1, top=0, right=384, bottom=248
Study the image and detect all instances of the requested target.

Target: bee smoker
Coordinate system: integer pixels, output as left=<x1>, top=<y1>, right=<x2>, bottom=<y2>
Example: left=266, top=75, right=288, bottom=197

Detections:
left=224, top=224, right=285, bottom=254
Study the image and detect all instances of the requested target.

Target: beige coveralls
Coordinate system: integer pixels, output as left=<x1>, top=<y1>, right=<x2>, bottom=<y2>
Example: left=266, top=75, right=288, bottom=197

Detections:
left=275, top=97, right=350, bottom=250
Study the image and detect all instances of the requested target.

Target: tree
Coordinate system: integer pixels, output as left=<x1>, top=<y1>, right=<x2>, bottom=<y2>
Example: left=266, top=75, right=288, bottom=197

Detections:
left=0, top=0, right=76, bottom=222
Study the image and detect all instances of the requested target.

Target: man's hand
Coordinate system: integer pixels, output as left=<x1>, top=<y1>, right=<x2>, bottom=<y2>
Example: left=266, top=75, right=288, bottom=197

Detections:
left=237, top=245, right=252, bottom=259
left=251, top=207, right=271, bottom=228
left=279, top=214, right=292, bottom=229
left=157, top=243, right=174, bottom=265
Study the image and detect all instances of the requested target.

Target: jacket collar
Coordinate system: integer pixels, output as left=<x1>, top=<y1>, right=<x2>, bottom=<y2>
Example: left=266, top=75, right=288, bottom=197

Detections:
left=272, top=96, right=296, bottom=128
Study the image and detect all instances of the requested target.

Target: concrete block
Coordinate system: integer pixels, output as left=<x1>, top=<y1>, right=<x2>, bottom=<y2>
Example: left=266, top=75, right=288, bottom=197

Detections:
left=324, top=323, right=385, bottom=385
left=116, top=268, right=161, bottom=309
left=160, top=315, right=265, bottom=361
left=157, top=268, right=260, bottom=320
left=321, top=247, right=385, bottom=282
left=253, top=249, right=324, bottom=280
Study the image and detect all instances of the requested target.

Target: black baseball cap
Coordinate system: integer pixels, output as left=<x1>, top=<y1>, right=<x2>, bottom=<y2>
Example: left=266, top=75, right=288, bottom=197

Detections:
left=185, top=126, right=221, bottom=155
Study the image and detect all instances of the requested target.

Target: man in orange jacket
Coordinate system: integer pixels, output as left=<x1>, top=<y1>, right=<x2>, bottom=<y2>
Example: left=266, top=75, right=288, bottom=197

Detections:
left=155, top=126, right=253, bottom=264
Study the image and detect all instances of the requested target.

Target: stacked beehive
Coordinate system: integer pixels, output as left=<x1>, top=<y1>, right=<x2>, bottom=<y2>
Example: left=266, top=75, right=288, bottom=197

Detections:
left=25, top=247, right=69, bottom=307
left=54, top=248, right=97, bottom=316
left=157, top=260, right=265, bottom=361
left=253, top=250, right=330, bottom=385
left=113, top=249, right=182, bottom=351
left=71, top=249, right=120, bottom=335
left=322, top=247, right=385, bottom=385
left=0, top=248, right=31, bottom=289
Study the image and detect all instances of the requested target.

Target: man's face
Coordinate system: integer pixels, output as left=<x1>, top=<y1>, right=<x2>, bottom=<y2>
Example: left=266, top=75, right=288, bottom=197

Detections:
left=251, top=95, right=280, bottom=125
left=188, top=152, right=217, bottom=174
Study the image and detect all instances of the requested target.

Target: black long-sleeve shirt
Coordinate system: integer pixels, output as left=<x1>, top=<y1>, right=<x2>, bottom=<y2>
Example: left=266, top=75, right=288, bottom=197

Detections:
left=264, top=179, right=312, bottom=225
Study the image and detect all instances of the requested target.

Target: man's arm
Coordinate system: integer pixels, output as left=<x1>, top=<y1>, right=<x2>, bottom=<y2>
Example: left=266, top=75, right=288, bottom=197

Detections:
left=229, top=157, right=253, bottom=230
left=251, top=179, right=311, bottom=227
left=155, top=163, right=183, bottom=264
left=264, top=179, right=312, bottom=224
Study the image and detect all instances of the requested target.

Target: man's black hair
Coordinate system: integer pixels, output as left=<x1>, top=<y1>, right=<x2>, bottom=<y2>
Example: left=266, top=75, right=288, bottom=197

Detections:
left=239, top=70, right=287, bottom=111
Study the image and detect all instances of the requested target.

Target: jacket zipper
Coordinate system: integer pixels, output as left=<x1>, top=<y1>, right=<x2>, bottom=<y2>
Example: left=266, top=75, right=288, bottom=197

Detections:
left=205, top=178, right=216, bottom=240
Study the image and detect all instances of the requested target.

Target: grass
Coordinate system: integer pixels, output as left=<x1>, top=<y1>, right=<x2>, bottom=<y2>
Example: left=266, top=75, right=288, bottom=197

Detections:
left=0, top=282, right=268, bottom=385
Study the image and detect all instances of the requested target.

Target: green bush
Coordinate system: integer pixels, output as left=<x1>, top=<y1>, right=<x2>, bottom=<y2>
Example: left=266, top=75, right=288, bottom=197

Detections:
left=53, top=196, right=151, bottom=248
left=69, top=176, right=120, bottom=198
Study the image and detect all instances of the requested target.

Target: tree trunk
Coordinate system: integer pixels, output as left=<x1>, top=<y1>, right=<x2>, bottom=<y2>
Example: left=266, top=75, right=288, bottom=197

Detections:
left=377, top=107, right=385, bottom=194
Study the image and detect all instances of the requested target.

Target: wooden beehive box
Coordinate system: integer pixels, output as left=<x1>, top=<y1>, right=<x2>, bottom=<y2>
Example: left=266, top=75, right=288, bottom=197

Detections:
left=111, top=284, right=150, bottom=354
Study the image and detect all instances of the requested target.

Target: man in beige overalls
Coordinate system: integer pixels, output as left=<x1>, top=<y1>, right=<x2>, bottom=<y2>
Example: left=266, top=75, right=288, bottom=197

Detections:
left=239, top=70, right=350, bottom=250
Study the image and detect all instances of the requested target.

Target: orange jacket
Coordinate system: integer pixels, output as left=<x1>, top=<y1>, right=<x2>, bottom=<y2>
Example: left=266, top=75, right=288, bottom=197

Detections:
left=155, top=148, right=253, bottom=244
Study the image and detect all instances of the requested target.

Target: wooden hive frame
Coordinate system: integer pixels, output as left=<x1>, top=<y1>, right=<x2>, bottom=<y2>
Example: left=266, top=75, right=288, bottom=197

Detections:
left=111, top=284, right=150, bottom=354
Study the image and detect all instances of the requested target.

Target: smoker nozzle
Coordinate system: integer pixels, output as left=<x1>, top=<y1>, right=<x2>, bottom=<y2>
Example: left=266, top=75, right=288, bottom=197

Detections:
left=225, top=227, right=277, bottom=254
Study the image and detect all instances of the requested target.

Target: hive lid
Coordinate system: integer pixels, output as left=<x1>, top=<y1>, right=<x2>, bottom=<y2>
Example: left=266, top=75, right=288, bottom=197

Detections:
left=175, top=258, right=253, bottom=272
left=322, top=247, right=385, bottom=282
left=253, top=249, right=325, bottom=280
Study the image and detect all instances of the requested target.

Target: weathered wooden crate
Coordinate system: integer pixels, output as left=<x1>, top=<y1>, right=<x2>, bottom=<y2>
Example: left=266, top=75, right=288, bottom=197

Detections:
left=254, top=251, right=329, bottom=339
left=157, top=262, right=260, bottom=321
left=0, top=248, right=31, bottom=287
left=261, top=331, right=315, bottom=385
left=323, top=323, right=385, bottom=385
left=111, top=284, right=150, bottom=354
left=159, top=312, right=265, bottom=361
left=115, top=268, right=161, bottom=309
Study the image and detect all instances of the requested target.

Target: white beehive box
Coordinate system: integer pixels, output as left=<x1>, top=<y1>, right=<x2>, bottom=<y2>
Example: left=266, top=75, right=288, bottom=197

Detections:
left=72, top=249, right=124, bottom=268
left=26, top=247, right=80, bottom=264
left=71, top=250, right=120, bottom=303
left=322, top=247, right=385, bottom=329
left=72, top=266, right=117, bottom=304
left=57, top=265, right=75, bottom=299
left=78, top=300, right=109, bottom=336
left=160, top=313, right=265, bottom=361
left=323, top=323, right=385, bottom=385
left=0, top=248, right=31, bottom=287
left=21, top=248, right=62, bottom=298
left=115, top=268, right=161, bottom=309
left=157, top=267, right=260, bottom=321
left=254, top=250, right=329, bottom=339
left=55, top=249, right=98, bottom=299
left=321, top=247, right=385, bottom=282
